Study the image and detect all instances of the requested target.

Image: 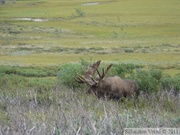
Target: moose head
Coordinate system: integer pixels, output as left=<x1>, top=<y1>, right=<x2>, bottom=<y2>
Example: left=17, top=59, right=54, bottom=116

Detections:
left=74, top=60, right=139, bottom=100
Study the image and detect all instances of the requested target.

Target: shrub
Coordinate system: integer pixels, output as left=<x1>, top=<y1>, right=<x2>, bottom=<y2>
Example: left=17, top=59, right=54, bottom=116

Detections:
left=57, top=63, right=85, bottom=89
left=150, top=69, right=163, bottom=81
left=160, top=74, right=180, bottom=92
left=124, top=48, right=134, bottom=53
left=111, top=63, right=142, bottom=78
left=132, top=69, right=163, bottom=93
left=74, top=8, right=85, bottom=17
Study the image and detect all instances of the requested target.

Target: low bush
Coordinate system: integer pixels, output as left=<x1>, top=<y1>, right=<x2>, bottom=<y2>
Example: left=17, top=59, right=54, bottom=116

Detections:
left=109, top=64, right=163, bottom=93
left=124, top=48, right=134, bottom=53
left=57, top=63, right=85, bottom=89
left=161, top=74, right=180, bottom=92
left=112, top=63, right=143, bottom=78
left=74, top=8, right=85, bottom=17
left=132, top=69, right=163, bottom=93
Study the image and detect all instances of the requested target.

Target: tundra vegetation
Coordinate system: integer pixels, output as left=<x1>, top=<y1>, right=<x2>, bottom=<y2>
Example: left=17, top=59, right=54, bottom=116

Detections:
left=0, top=0, right=180, bottom=134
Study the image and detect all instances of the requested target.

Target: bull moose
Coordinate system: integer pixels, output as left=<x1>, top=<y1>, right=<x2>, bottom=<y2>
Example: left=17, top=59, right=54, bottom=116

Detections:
left=74, top=60, right=139, bottom=100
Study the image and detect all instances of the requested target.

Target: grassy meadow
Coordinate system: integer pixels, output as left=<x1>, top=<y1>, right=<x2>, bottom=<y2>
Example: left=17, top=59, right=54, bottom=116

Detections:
left=0, top=0, right=180, bottom=134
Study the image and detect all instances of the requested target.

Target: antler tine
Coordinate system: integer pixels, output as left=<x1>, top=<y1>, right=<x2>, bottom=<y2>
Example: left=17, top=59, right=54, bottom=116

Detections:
left=74, top=72, right=86, bottom=83
left=78, top=75, right=86, bottom=82
left=95, top=66, right=101, bottom=79
left=103, top=64, right=113, bottom=78
left=73, top=76, right=84, bottom=83
left=89, top=75, right=98, bottom=84
left=102, top=68, right=105, bottom=79
left=78, top=75, right=95, bottom=86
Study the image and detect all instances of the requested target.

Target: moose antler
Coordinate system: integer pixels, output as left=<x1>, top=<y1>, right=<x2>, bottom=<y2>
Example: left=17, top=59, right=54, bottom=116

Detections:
left=74, top=60, right=113, bottom=86
left=74, top=60, right=101, bottom=85
left=84, top=60, right=101, bottom=79
left=76, top=74, right=96, bottom=86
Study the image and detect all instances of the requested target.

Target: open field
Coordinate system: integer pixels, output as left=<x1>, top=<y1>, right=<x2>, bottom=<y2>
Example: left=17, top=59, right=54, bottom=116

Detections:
left=0, top=0, right=180, bottom=134
left=0, top=0, right=180, bottom=69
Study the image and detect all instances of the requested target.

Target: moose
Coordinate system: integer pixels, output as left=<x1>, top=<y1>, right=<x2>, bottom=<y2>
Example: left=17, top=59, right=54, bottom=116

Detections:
left=74, top=60, right=139, bottom=100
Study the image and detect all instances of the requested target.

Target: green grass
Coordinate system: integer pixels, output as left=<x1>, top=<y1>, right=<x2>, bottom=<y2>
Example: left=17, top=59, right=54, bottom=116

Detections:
left=0, top=0, right=180, bottom=54
left=0, top=0, right=180, bottom=71
left=0, top=52, right=179, bottom=66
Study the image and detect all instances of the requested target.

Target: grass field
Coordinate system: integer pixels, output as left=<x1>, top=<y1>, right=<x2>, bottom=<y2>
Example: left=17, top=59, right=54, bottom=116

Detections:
left=0, top=0, right=180, bottom=134
left=0, top=0, right=180, bottom=67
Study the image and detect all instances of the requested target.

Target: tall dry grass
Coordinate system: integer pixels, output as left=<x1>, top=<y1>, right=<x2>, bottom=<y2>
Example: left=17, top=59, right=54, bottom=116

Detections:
left=0, top=85, right=179, bottom=135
